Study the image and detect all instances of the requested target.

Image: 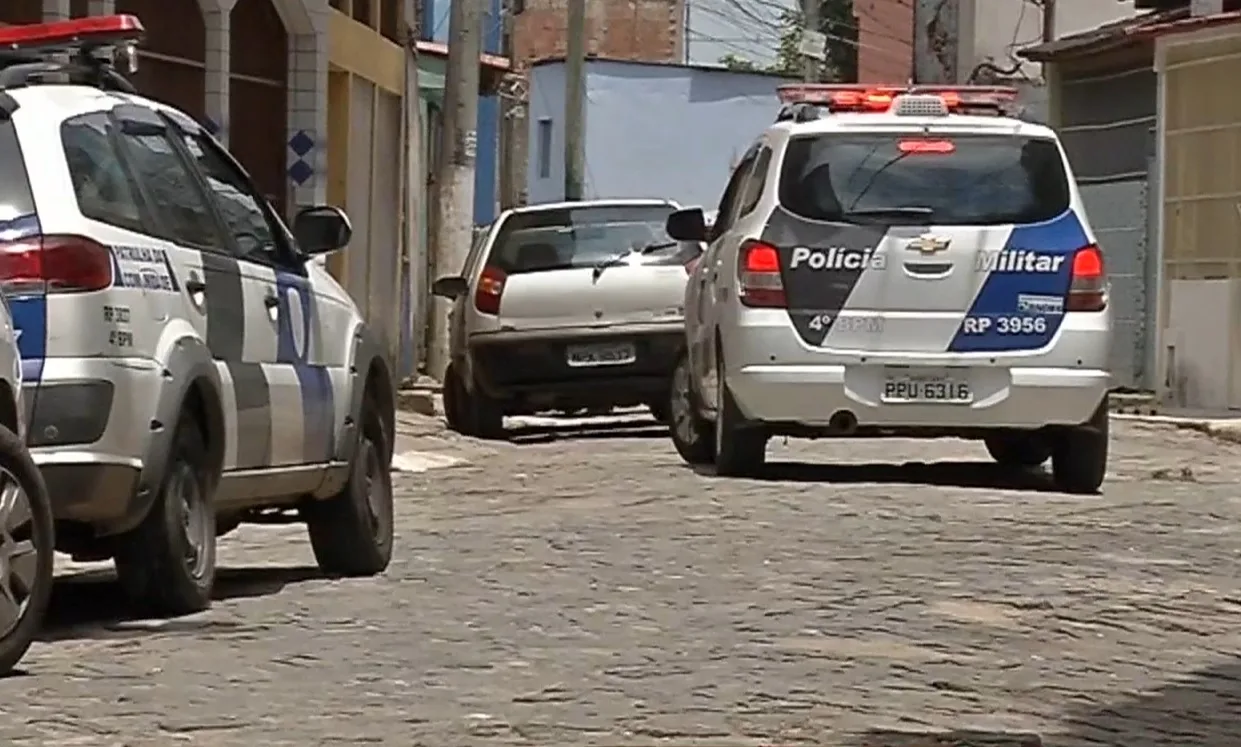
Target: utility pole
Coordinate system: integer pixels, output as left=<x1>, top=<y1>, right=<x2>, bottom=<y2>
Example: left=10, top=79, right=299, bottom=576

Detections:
left=1041, top=0, right=1056, bottom=43
left=564, top=0, right=586, bottom=201
left=429, top=0, right=483, bottom=379
left=802, top=0, right=818, bottom=82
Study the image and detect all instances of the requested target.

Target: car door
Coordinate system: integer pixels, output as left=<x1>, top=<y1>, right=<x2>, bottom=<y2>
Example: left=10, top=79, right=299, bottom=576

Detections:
left=696, top=145, right=763, bottom=412
left=115, top=113, right=284, bottom=473
left=174, top=129, right=340, bottom=471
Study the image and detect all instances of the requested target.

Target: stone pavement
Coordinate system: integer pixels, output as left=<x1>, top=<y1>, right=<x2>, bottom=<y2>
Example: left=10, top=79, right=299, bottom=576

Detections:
left=3, top=412, right=1241, bottom=746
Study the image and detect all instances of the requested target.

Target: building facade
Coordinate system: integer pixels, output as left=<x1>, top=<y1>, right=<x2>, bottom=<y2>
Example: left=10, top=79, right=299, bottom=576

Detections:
left=858, top=0, right=1139, bottom=84
left=1020, top=9, right=1172, bottom=392
left=526, top=58, right=789, bottom=208
left=1, top=0, right=431, bottom=377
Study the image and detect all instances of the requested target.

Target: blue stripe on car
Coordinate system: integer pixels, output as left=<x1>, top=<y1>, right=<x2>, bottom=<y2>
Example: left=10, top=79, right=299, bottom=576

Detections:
left=274, top=271, right=334, bottom=462
left=947, top=210, right=1088, bottom=353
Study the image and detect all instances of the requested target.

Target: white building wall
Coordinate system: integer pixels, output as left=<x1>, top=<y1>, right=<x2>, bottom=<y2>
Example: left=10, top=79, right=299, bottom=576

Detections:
left=961, top=0, right=1140, bottom=79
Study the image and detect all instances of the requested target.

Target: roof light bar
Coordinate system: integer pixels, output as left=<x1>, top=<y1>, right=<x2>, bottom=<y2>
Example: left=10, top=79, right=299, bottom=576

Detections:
left=0, top=15, right=144, bottom=54
left=776, top=84, right=1019, bottom=115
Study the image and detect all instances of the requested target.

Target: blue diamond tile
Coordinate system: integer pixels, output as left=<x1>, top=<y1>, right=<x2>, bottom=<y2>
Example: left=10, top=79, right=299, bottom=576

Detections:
left=287, top=159, right=313, bottom=185
left=288, top=130, right=315, bottom=157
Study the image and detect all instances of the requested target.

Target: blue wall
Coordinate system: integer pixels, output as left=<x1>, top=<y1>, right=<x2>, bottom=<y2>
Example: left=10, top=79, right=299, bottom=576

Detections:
left=422, top=0, right=504, bottom=225
left=526, top=60, right=791, bottom=209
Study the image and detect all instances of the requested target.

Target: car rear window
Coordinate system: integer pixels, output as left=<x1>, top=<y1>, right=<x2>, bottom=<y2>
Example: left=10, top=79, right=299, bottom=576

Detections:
left=0, top=121, right=36, bottom=227
left=777, top=134, right=1071, bottom=226
left=487, top=204, right=691, bottom=274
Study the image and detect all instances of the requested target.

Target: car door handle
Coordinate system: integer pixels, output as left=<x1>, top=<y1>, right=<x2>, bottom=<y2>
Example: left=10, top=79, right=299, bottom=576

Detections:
left=264, top=293, right=279, bottom=309
left=185, top=279, right=206, bottom=294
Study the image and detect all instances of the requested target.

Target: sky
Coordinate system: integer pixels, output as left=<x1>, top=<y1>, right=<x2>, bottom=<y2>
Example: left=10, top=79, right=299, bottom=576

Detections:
left=684, top=0, right=793, bottom=67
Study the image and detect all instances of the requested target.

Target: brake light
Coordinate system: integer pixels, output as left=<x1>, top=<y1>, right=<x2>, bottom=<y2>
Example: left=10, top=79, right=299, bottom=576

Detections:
left=474, top=265, right=506, bottom=315
left=1066, top=244, right=1106, bottom=312
left=0, top=15, right=144, bottom=50
left=737, top=241, right=785, bottom=308
left=776, top=84, right=1018, bottom=115
left=0, top=234, right=113, bottom=293
left=898, top=139, right=956, bottom=154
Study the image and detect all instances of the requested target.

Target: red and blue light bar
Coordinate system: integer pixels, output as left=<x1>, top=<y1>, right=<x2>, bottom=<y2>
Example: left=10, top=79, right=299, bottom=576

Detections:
left=0, top=14, right=144, bottom=53
left=776, top=83, right=1019, bottom=114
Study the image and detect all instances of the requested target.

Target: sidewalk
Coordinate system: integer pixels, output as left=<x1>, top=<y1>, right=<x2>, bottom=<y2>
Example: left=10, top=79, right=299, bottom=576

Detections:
left=1113, top=409, right=1241, bottom=444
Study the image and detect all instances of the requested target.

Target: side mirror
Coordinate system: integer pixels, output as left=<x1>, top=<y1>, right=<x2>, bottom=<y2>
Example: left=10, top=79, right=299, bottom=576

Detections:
left=294, top=205, right=353, bottom=255
left=432, top=276, right=469, bottom=299
left=665, top=208, right=707, bottom=242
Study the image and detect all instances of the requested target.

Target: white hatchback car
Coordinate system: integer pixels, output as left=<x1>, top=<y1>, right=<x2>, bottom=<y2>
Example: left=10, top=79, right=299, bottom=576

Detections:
left=665, top=85, right=1112, bottom=493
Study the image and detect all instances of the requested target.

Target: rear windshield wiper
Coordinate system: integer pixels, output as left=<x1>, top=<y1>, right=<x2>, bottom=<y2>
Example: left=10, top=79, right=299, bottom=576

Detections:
left=842, top=206, right=935, bottom=223
left=638, top=240, right=678, bottom=254
left=592, top=248, right=635, bottom=280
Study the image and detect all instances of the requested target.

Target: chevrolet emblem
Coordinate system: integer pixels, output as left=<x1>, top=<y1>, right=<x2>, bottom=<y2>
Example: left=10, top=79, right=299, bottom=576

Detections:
left=908, top=234, right=950, bottom=255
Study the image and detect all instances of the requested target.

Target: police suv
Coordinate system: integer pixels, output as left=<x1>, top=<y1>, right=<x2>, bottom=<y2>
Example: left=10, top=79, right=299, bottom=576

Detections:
left=0, top=16, right=397, bottom=614
left=665, top=85, right=1112, bottom=493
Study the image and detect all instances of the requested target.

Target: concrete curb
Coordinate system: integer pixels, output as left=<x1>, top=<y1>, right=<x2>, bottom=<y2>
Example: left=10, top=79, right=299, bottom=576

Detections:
left=1113, top=412, right=1241, bottom=445
left=396, top=389, right=439, bottom=416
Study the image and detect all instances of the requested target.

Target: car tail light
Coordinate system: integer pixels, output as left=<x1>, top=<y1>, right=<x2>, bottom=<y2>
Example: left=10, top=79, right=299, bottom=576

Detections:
left=0, top=234, right=113, bottom=293
left=737, top=240, right=786, bottom=308
left=1066, top=244, right=1106, bottom=312
left=898, top=139, right=955, bottom=154
left=474, top=265, right=506, bottom=315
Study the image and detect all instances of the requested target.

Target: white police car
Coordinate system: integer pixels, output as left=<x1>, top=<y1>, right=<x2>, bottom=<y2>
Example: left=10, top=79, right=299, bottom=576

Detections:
left=665, top=85, right=1112, bottom=493
left=0, top=15, right=396, bottom=615
left=0, top=272, right=54, bottom=673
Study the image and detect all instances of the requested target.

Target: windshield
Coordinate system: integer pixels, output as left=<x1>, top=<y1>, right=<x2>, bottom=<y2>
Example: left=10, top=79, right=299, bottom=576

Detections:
left=777, top=134, right=1071, bottom=226
left=487, top=204, right=679, bottom=274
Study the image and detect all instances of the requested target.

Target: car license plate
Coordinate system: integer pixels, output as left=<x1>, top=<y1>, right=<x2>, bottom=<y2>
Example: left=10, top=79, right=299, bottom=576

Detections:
left=566, top=341, right=637, bottom=367
left=881, top=368, right=972, bottom=403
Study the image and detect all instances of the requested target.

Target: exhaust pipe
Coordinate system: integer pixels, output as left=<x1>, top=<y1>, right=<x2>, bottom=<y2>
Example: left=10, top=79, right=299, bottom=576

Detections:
left=828, top=409, right=858, bottom=435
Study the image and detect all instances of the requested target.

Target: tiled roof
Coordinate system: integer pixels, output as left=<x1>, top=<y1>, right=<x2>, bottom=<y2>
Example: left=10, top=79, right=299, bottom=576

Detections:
left=1018, top=7, right=1187, bottom=62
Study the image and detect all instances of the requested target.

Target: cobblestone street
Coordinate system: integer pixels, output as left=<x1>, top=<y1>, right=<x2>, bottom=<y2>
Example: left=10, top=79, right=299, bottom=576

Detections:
left=1, top=412, right=1239, bottom=746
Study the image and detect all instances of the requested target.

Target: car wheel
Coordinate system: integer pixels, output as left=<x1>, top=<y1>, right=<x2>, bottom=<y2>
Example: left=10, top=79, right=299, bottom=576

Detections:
left=0, top=425, right=54, bottom=675
left=443, top=362, right=469, bottom=434
left=668, top=351, right=713, bottom=465
left=983, top=434, right=1052, bottom=467
left=306, top=391, right=394, bottom=576
left=1051, top=397, right=1109, bottom=495
left=713, top=348, right=766, bottom=477
left=464, top=379, right=505, bottom=440
left=115, top=408, right=216, bottom=616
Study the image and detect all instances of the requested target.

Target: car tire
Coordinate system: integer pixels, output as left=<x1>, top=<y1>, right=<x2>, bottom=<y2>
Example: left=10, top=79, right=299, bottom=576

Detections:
left=713, top=348, right=766, bottom=477
left=983, top=434, right=1052, bottom=467
left=306, top=391, right=394, bottom=576
left=1051, top=397, right=1109, bottom=495
left=648, top=400, right=670, bottom=424
left=443, top=362, right=469, bottom=435
left=464, top=380, right=505, bottom=440
left=114, top=408, right=216, bottom=616
left=668, top=351, right=713, bottom=465
left=0, top=424, right=54, bottom=675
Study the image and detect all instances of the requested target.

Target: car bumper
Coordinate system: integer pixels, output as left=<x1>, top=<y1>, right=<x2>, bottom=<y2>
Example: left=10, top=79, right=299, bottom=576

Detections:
left=468, top=322, right=684, bottom=402
left=729, top=362, right=1109, bottom=430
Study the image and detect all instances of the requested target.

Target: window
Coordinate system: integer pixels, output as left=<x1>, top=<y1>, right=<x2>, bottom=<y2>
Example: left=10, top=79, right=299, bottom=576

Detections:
left=711, top=147, right=759, bottom=238
left=735, top=147, right=772, bottom=219
left=118, top=129, right=221, bottom=248
left=777, top=134, right=1071, bottom=226
left=0, top=120, right=35, bottom=225
left=537, top=118, right=552, bottom=179
left=487, top=204, right=677, bottom=275
left=60, top=114, right=146, bottom=233
left=177, top=132, right=291, bottom=264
